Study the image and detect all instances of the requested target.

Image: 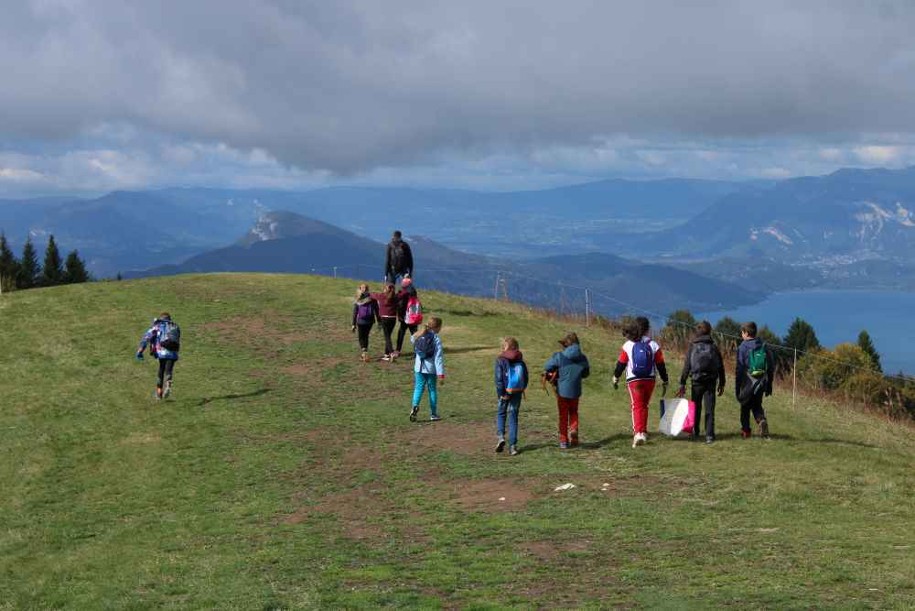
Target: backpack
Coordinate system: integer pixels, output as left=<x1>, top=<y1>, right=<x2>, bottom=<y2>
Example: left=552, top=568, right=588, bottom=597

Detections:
left=631, top=339, right=654, bottom=378
left=748, top=344, right=768, bottom=378
left=356, top=300, right=375, bottom=322
left=690, top=342, right=719, bottom=380
left=159, top=320, right=181, bottom=352
left=390, top=243, right=406, bottom=269
left=505, top=361, right=527, bottom=394
left=413, top=331, right=435, bottom=360
left=404, top=294, right=423, bottom=325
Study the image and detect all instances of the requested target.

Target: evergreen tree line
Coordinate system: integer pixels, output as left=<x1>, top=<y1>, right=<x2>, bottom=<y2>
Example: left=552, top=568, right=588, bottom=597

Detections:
left=657, top=310, right=914, bottom=420
left=0, top=234, right=89, bottom=292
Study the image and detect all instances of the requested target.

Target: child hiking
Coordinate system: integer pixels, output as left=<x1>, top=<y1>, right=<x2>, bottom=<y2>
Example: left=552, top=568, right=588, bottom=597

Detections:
left=543, top=332, right=590, bottom=449
left=135, top=312, right=181, bottom=400
left=676, top=320, right=726, bottom=444
left=371, top=283, right=399, bottom=361
left=494, top=337, right=529, bottom=456
left=613, top=316, right=669, bottom=448
left=352, top=283, right=381, bottom=362
left=409, top=317, right=445, bottom=422
left=736, top=321, right=773, bottom=439
left=395, top=277, right=422, bottom=357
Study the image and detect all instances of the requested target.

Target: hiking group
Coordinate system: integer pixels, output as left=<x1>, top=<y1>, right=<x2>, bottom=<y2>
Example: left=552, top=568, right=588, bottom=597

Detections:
left=132, top=229, right=775, bottom=454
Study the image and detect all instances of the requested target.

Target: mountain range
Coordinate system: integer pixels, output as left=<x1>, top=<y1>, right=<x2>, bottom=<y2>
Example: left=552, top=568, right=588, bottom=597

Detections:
left=130, top=210, right=762, bottom=315
left=5, top=166, right=915, bottom=292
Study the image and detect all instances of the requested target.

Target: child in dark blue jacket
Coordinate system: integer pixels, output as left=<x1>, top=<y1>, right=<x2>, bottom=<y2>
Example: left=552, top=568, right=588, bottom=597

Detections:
left=735, top=321, right=774, bottom=439
left=494, top=337, right=529, bottom=456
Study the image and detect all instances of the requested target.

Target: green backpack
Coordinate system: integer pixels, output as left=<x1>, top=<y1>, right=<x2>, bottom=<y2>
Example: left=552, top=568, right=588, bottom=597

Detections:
left=747, top=344, right=768, bottom=378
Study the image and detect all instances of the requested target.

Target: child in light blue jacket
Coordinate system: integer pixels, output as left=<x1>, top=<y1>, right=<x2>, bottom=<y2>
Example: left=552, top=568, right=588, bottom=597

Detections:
left=409, top=317, right=445, bottom=422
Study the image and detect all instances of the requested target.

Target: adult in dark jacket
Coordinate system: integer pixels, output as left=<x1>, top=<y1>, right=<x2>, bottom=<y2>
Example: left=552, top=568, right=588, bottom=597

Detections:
left=494, top=337, right=529, bottom=456
left=384, top=230, right=414, bottom=284
left=735, top=321, right=774, bottom=439
left=543, top=332, right=590, bottom=448
left=677, top=320, right=726, bottom=443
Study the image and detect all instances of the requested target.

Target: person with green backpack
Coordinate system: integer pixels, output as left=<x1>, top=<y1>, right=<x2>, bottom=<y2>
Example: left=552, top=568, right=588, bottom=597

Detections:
left=735, top=321, right=773, bottom=439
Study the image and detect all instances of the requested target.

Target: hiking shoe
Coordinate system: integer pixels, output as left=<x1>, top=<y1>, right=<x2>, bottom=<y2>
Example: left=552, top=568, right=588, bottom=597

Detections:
left=430, top=414, right=441, bottom=422
left=495, top=437, right=506, bottom=453
left=409, top=406, right=419, bottom=422
left=759, top=419, right=770, bottom=439
left=509, top=445, right=519, bottom=456
left=569, top=431, right=579, bottom=447
left=559, top=442, right=570, bottom=449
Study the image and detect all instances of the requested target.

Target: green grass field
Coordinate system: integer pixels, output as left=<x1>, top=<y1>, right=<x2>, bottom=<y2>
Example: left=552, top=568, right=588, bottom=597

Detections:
left=1, top=274, right=913, bottom=608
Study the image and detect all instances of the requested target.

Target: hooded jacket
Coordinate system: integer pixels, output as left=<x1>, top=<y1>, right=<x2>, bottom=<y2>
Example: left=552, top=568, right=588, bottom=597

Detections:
left=543, top=343, right=590, bottom=399
left=396, top=285, right=417, bottom=321
left=352, top=293, right=380, bottom=326
left=371, top=291, right=399, bottom=318
left=736, top=337, right=774, bottom=397
left=495, top=349, right=529, bottom=398
left=679, top=334, right=726, bottom=388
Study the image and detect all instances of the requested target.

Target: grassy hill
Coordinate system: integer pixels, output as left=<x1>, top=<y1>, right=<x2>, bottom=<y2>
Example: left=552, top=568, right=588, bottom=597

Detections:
left=1, top=274, right=913, bottom=608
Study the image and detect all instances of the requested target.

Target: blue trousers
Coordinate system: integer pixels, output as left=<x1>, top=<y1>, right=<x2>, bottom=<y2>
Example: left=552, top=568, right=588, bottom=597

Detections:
left=496, top=394, right=522, bottom=445
left=412, top=372, right=438, bottom=415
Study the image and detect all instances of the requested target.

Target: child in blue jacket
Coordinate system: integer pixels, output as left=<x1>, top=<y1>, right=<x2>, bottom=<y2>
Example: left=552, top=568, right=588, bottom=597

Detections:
left=136, top=312, right=180, bottom=400
left=409, top=317, right=445, bottom=422
left=494, top=337, right=529, bottom=456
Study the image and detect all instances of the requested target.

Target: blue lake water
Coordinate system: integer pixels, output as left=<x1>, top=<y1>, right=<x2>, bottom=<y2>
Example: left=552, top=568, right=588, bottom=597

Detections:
left=698, top=290, right=915, bottom=375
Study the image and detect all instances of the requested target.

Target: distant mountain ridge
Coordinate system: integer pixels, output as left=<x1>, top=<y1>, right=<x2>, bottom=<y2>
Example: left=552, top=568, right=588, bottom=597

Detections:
left=131, top=210, right=762, bottom=315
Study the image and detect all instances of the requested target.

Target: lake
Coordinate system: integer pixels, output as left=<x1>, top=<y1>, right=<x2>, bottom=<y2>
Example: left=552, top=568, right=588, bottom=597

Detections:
left=698, top=290, right=915, bottom=375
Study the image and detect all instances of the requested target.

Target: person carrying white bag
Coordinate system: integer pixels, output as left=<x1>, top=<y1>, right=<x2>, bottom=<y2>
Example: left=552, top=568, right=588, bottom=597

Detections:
left=675, top=320, right=726, bottom=444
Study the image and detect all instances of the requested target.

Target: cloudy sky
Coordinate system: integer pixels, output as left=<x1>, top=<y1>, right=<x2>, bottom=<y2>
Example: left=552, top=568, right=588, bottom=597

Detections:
left=2, top=0, right=915, bottom=195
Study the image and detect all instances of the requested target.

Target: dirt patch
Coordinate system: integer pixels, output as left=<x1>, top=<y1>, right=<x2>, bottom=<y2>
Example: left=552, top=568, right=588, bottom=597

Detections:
left=521, top=539, right=593, bottom=562
left=283, top=486, right=388, bottom=540
left=440, top=477, right=537, bottom=513
left=200, top=313, right=303, bottom=347
left=400, top=420, right=495, bottom=456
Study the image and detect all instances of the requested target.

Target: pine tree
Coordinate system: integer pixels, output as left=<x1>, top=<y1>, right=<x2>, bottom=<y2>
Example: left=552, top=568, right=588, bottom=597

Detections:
left=17, top=237, right=40, bottom=289
left=0, top=233, right=19, bottom=292
left=42, top=235, right=64, bottom=286
left=857, top=330, right=882, bottom=373
left=63, top=250, right=90, bottom=284
left=783, top=317, right=821, bottom=353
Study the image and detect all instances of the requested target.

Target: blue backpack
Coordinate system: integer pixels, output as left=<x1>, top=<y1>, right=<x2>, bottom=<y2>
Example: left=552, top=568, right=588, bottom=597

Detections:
left=631, top=340, right=654, bottom=378
left=413, top=331, right=435, bottom=360
left=505, top=362, right=527, bottom=394
left=158, top=320, right=181, bottom=352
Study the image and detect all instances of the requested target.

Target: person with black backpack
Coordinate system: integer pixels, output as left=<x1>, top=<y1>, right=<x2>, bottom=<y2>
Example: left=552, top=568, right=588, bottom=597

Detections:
left=409, top=316, right=445, bottom=422
left=384, top=230, right=414, bottom=284
left=676, top=320, right=726, bottom=444
left=612, top=316, right=669, bottom=448
left=135, top=312, right=180, bottom=400
left=735, top=321, right=773, bottom=439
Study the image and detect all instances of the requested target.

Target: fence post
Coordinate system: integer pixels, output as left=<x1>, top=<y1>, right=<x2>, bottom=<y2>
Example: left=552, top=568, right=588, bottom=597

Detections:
left=333, top=266, right=337, bottom=279
left=493, top=272, right=500, bottom=300
left=585, top=288, right=592, bottom=327
left=792, top=348, right=798, bottom=411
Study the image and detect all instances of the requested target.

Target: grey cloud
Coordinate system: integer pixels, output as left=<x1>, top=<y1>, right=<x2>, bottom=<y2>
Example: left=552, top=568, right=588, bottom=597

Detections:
left=2, top=0, right=915, bottom=174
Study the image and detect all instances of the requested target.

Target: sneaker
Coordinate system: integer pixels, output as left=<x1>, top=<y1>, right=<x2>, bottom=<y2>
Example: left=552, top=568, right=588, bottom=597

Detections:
left=759, top=419, right=770, bottom=439
left=495, top=437, right=506, bottom=453
left=155, top=388, right=163, bottom=400
left=705, top=437, right=715, bottom=445
left=360, top=351, right=370, bottom=363
left=632, top=432, right=647, bottom=448
left=430, top=414, right=441, bottom=422
left=741, top=429, right=751, bottom=439
left=559, top=442, right=570, bottom=449
left=163, top=381, right=172, bottom=399
left=569, top=430, right=579, bottom=447
left=509, top=445, right=519, bottom=456
left=381, top=354, right=391, bottom=361
left=409, top=406, right=419, bottom=422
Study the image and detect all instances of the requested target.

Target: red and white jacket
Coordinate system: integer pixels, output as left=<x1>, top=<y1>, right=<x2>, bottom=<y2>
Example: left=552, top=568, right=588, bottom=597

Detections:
left=614, top=337, right=668, bottom=383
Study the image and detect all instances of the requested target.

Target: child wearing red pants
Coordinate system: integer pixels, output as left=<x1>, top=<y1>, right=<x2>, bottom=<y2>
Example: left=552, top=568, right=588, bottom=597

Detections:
left=543, top=332, right=590, bottom=449
left=613, top=317, right=669, bottom=448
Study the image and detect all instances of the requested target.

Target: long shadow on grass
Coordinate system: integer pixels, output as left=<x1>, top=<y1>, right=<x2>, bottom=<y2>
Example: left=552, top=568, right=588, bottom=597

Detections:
left=522, top=434, right=630, bottom=453
left=198, top=388, right=272, bottom=406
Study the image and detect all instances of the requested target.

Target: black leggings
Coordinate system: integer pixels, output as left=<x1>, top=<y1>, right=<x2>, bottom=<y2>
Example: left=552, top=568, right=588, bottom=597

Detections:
left=157, top=358, right=176, bottom=389
left=396, top=321, right=418, bottom=353
left=380, top=317, right=397, bottom=355
left=357, top=323, right=373, bottom=352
